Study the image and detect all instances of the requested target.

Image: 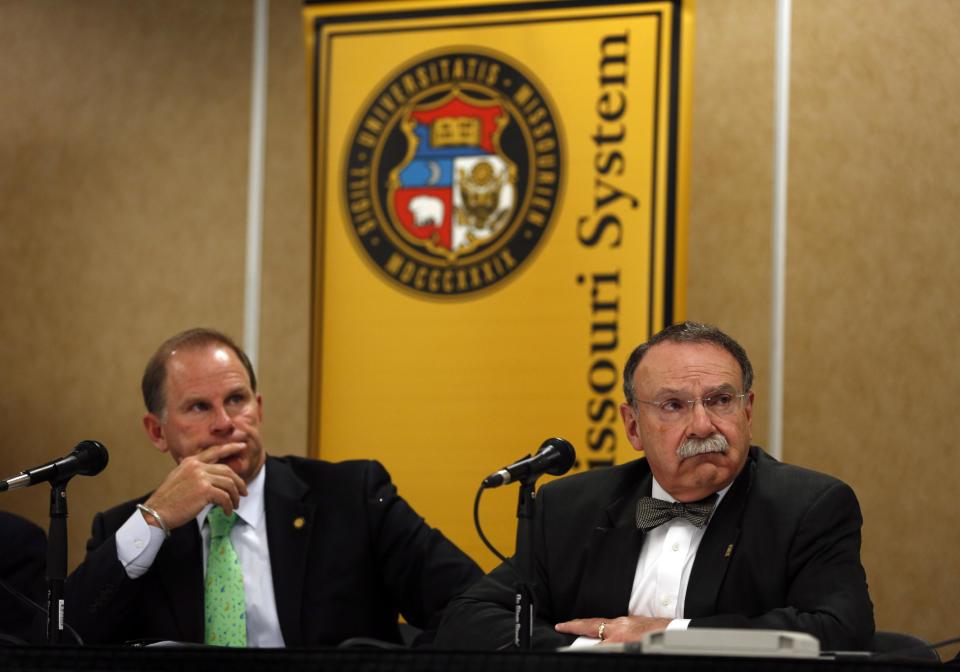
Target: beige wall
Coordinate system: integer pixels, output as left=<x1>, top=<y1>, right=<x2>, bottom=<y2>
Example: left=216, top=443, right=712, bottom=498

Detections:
left=0, top=0, right=956, bottom=656
left=0, top=0, right=311, bottom=568
left=690, top=0, right=960, bottom=657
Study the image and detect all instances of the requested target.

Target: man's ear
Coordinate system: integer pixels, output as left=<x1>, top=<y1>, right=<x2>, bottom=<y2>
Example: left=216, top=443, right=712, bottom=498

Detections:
left=619, top=402, right=645, bottom=453
left=142, top=412, right=168, bottom=453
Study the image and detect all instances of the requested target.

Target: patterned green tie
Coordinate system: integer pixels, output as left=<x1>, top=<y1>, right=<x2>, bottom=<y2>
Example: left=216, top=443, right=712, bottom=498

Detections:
left=204, top=507, right=246, bottom=647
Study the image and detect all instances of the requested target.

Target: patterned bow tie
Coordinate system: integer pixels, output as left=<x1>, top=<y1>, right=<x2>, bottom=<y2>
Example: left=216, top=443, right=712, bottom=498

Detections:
left=635, top=493, right=719, bottom=531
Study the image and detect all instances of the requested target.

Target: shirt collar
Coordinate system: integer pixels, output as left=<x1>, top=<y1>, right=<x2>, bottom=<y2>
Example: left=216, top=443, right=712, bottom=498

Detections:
left=197, top=460, right=267, bottom=530
left=651, top=475, right=732, bottom=506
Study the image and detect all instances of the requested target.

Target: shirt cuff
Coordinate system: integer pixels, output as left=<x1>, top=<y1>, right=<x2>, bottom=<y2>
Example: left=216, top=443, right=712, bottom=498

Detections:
left=566, top=620, right=685, bottom=648
left=115, top=509, right=166, bottom=578
left=567, top=636, right=602, bottom=648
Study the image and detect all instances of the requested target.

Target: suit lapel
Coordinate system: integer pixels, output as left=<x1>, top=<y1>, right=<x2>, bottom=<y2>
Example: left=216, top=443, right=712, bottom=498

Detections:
left=573, top=470, right=651, bottom=618
left=264, top=457, right=314, bottom=646
left=684, top=450, right=756, bottom=618
left=156, top=522, right=204, bottom=640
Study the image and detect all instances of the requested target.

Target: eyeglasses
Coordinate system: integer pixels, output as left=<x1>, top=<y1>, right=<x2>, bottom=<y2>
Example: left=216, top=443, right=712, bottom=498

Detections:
left=634, top=391, right=749, bottom=424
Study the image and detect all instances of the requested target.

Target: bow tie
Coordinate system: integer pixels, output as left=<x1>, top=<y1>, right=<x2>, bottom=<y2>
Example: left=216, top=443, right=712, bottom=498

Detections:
left=635, top=493, right=719, bottom=531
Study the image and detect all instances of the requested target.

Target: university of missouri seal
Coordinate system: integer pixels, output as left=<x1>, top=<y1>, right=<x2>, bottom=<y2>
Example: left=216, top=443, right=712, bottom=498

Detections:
left=344, top=50, right=562, bottom=297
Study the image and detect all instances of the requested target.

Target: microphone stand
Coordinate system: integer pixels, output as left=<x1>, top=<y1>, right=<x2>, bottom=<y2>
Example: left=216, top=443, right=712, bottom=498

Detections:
left=513, top=478, right=537, bottom=650
left=45, top=480, right=69, bottom=644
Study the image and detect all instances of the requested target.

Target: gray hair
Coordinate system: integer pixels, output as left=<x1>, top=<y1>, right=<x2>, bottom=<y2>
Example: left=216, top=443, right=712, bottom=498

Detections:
left=622, top=321, right=753, bottom=406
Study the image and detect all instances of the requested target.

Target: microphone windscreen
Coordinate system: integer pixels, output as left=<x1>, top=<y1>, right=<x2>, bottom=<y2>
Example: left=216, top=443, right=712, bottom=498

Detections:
left=540, top=437, right=576, bottom=476
left=74, top=440, right=109, bottom=476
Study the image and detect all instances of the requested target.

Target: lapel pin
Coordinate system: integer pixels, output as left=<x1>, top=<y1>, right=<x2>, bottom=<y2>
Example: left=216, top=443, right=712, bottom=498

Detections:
left=724, top=544, right=734, bottom=558
left=293, top=516, right=306, bottom=529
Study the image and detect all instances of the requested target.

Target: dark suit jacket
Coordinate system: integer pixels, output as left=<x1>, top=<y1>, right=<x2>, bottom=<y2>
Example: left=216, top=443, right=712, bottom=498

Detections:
left=0, top=511, right=46, bottom=644
left=435, top=446, right=874, bottom=651
left=65, top=456, right=482, bottom=646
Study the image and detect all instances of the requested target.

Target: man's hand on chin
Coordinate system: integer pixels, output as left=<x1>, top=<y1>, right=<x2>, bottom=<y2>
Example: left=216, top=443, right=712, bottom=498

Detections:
left=555, top=615, right=671, bottom=643
left=143, top=443, right=249, bottom=531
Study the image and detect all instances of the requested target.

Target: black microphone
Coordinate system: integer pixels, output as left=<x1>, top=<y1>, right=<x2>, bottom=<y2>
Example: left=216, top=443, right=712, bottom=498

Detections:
left=0, top=441, right=109, bottom=491
left=483, top=437, right=576, bottom=488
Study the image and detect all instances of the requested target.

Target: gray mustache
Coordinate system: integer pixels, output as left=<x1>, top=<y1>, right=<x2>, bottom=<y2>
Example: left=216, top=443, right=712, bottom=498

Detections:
left=677, top=433, right=729, bottom=460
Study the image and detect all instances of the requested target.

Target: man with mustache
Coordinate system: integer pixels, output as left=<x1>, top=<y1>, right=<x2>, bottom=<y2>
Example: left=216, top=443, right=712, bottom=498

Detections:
left=65, top=328, right=481, bottom=646
left=436, top=322, right=874, bottom=651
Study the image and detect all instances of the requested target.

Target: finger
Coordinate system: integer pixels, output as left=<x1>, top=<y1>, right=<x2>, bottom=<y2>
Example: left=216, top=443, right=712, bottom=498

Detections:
left=229, top=464, right=249, bottom=496
left=194, top=442, right=247, bottom=464
left=210, top=474, right=244, bottom=509
left=205, top=462, right=248, bottom=498
left=208, top=486, right=237, bottom=516
left=555, top=618, right=602, bottom=636
left=603, top=616, right=667, bottom=643
left=201, top=461, right=244, bottom=490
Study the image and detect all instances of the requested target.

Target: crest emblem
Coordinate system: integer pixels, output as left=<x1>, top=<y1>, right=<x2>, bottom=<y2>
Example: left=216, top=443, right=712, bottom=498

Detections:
left=344, top=50, right=562, bottom=297
left=390, top=92, right=516, bottom=259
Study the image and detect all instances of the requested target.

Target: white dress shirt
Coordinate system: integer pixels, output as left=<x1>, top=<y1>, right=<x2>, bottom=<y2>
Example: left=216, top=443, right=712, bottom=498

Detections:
left=628, top=478, right=730, bottom=625
left=570, top=478, right=730, bottom=648
left=115, top=463, right=285, bottom=647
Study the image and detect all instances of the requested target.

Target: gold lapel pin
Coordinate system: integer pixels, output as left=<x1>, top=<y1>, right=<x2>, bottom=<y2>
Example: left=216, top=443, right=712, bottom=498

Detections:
left=293, top=516, right=306, bottom=529
left=724, top=544, right=734, bottom=558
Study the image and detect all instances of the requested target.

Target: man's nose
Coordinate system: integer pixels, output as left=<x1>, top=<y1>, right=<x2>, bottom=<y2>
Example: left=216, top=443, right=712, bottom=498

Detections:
left=687, top=399, right=715, bottom=437
left=210, top=405, right=234, bottom=433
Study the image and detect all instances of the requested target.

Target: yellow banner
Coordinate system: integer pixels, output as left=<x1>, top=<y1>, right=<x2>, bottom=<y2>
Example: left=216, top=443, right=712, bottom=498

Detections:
left=304, top=0, right=692, bottom=567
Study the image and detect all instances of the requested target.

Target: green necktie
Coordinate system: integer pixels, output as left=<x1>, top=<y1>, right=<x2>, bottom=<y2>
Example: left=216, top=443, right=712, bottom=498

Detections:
left=204, top=507, right=247, bottom=647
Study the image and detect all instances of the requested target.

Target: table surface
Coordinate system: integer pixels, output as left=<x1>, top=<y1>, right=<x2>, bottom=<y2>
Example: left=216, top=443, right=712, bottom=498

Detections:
left=0, top=644, right=947, bottom=672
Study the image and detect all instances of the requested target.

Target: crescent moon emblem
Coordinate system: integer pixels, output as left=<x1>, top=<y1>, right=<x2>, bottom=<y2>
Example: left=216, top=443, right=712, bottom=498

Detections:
left=427, top=161, right=442, bottom=186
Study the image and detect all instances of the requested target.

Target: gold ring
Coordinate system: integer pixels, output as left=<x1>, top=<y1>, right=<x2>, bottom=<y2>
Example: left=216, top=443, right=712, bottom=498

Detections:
left=598, top=621, right=606, bottom=641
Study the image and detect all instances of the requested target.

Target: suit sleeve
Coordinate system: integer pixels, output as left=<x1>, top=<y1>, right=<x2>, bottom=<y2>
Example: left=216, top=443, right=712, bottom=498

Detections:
left=0, top=513, right=47, bottom=643
left=64, top=509, right=145, bottom=644
left=433, top=482, right=576, bottom=651
left=690, top=480, right=875, bottom=651
left=432, top=563, right=575, bottom=650
left=363, top=462, right=483, bottom=641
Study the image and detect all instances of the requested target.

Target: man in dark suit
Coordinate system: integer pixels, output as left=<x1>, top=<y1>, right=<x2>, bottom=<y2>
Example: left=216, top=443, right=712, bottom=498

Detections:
left=65, top=328, right=481, bottom=646
left=435, top=322, right=874, bottom=651
left=0, top=511, right=46, bottom=644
